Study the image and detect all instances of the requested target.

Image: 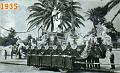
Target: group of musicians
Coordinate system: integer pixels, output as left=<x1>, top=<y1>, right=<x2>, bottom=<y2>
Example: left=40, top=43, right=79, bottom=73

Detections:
left=29, top=35, right=115, bottom=69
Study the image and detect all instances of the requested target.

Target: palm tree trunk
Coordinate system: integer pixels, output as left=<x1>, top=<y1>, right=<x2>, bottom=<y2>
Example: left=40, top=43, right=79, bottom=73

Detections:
left=108, top=0, right=120, bottom=12
left=111, top=9, right=120, bottom=22
left=104, top=0, right=114, bottom=10
left=51, top=16, right=54, bottom=32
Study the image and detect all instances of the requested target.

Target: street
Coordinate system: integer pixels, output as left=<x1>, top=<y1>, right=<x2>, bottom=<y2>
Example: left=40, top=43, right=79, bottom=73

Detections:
left=0, top=63, right=60, bottom=73
left=0, top=50, right=119, bottom=73
left=0, top=63, right=111, bottom=73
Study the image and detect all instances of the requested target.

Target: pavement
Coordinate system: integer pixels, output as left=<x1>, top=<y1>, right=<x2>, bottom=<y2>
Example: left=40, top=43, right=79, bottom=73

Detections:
left=0, top=58, right=27, bottom=65
left=0, top=55, right=27, bottom=65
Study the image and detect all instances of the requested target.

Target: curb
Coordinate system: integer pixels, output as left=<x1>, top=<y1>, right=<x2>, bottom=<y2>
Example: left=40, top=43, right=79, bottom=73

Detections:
left=79, top=68, right=115, bottom=73
left=0, top=62, right=27, bottom=66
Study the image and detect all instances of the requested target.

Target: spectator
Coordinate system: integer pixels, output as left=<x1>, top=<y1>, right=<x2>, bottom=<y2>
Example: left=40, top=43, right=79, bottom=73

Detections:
left=5, top=50, right=7, bottom=60
left=11, top=50, right=13, bottom=59
left=18, top=49, right=22, bottom=59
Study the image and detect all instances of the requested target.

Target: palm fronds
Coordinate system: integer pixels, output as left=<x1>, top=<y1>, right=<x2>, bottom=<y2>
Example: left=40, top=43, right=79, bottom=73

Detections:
left=27, top=0, right=84, bottom=32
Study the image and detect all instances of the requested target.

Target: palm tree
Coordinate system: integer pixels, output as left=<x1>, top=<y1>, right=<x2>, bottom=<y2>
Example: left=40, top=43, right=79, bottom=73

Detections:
left=27, top=0, right=85, bottom=48
left=27, top=0, right=84, bottom=32
left=85, top=0, right=120, bottom=59
left=86, top=7, right=106, bottom=35
left=86, top=0, right=120, bottom=35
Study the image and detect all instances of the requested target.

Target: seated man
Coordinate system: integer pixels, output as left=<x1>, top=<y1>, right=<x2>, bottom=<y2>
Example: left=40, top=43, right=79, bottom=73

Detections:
left=43, top=46, right=53, bottom=55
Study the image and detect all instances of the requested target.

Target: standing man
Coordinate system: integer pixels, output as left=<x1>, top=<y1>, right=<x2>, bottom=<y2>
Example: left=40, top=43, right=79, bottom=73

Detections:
left=109, top=48, right=115, bottom=69
left=18, top=49, right=22, bottom=59
left=5, top=50, right=7, bottom=60
left=11, top=46, right=14, bottom=59
left=11, top=49, right=13, bottom=59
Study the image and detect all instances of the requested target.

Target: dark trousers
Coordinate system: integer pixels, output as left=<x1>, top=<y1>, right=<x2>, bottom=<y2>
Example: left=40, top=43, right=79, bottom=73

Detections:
left=5, top=55, right=7, bottom=60
left=87, top=58, right=93, bottom=68
left=87, top=57, right=100, bottom=69
left=87, top=58, right=91, bottom=68
left=11, top=52, right=13, bottom=59
left=19, top=53, right=21, bottom=59
left=94, top=58, right=100, bottom=69
left=110, top=59, right=115, bottom=69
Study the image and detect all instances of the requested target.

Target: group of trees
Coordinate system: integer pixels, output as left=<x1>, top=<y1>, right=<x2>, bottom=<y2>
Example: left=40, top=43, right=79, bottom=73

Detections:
left=0, top=28, right=17, bottom=46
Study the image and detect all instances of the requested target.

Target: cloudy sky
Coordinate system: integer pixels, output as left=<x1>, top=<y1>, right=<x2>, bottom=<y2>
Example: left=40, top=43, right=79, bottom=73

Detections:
left=0, top=0, right=120, bottom=39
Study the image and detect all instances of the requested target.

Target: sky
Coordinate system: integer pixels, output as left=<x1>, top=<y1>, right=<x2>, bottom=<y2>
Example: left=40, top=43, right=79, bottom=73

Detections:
left=0, top=0, right=120, bottom=40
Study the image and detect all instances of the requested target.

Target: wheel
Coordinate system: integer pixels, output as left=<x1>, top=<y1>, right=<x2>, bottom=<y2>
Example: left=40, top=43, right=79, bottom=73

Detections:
left=59, top=69, right=68, bottom=73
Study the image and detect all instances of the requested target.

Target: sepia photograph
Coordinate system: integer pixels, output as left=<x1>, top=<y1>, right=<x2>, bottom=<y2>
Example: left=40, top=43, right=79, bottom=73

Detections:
left=0, top=0, right=120, bottom=73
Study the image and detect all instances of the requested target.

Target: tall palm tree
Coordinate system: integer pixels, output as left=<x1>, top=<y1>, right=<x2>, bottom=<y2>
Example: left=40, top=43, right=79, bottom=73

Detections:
left=85, top=0, right=120, bottom=59
left=86, top=0, right=120, bottom=35
left=27, top=0, right=84, bottom=32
